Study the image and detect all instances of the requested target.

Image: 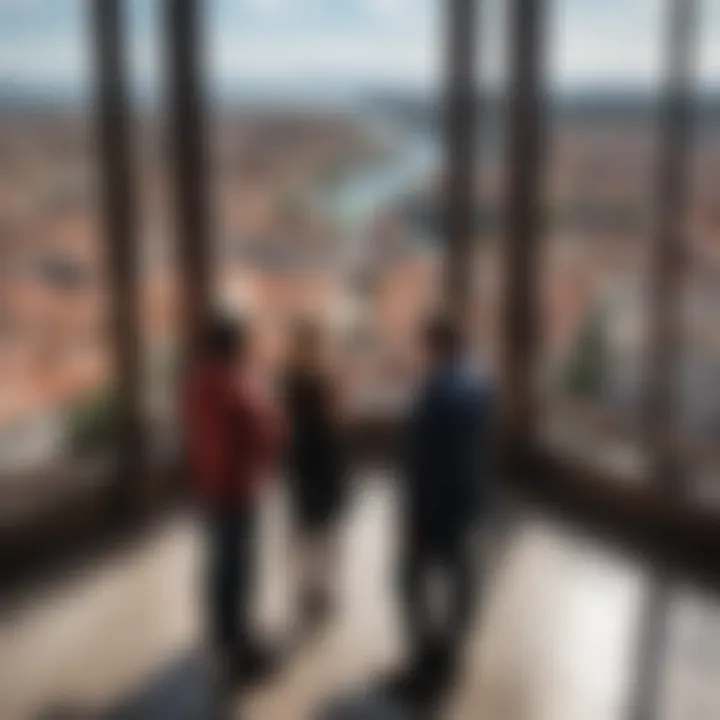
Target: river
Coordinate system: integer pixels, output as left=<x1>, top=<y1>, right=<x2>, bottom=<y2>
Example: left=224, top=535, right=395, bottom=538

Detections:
left=319, top=116, right=441, bottom=272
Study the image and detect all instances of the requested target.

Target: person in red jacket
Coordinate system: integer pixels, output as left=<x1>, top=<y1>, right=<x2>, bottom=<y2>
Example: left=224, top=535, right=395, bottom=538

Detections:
left=183, top=315, right=281, bottom=682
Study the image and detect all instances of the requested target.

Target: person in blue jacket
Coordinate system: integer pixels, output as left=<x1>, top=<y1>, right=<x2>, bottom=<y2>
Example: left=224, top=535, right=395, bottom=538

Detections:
left=392, top=313, right=494, bottom=704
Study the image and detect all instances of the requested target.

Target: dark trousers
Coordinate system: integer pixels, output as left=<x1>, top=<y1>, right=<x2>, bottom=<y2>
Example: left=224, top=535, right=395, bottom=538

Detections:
left=399, top=524, right=478, bottom=666
left=208, top=506, right=257, bottom=654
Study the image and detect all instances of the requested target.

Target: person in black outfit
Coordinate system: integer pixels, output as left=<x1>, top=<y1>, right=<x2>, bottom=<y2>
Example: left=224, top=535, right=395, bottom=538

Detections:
left=282, top=319, right=348, bottom=627
left=389, top=314, right=494, bottom=705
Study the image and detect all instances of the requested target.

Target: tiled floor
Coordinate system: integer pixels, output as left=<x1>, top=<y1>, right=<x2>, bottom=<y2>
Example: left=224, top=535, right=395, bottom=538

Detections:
left=0, top=476, right=717, bottom=719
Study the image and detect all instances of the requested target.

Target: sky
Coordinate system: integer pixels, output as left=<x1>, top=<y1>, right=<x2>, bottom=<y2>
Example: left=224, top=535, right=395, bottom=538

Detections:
left=0, top=0, right=718, bottom=96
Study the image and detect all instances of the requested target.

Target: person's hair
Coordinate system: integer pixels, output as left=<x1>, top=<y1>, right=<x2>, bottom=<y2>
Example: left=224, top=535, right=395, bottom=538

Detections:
left=289, top=317, right=323, bottom=356
left=422, top=313, right=462, bottom=361
left=200, top=315, right=248, bottom=363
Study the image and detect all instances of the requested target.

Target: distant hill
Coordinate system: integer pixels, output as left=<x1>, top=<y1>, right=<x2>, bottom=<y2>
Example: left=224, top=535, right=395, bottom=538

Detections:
left=365, top=88, right=720, bottom=128
left=2, top=79, right=720, bottom=125
left=0, top=80, right=87, bottom=112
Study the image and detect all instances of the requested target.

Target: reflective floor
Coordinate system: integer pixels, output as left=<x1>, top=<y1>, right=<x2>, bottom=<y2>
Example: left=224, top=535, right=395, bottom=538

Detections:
left=0, top=476, right=718, bottom=719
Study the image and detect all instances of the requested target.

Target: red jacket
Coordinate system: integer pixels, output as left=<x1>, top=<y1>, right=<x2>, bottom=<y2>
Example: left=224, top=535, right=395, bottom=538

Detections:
left=183, top=361, right=281, bottom=507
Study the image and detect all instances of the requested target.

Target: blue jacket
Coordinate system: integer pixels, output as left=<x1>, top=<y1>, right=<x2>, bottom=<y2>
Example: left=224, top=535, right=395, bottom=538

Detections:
left=404, top=363, right=494, bottom=537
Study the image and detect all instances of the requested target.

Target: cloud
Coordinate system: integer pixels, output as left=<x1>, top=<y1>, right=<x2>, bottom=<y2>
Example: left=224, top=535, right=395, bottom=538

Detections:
left=1, top=0, right=719, bottom=91
left=0, top=38, right=87, bottom=87
left=243, top=0, right=286, bottom=15
left=0, top=0, right=42, bottom=7
left=360, top=0, right=414, bottom=19
left=551, top=0, right=665, bottom=86
left=211, top=31, right=438, bottom=86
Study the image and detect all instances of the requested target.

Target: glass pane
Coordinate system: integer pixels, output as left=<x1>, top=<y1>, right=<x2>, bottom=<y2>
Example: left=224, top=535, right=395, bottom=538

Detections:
left=0, top=2, right=115, bottom=485
left=539, top=0, right=665, bottom=482
left=471, top=0, right=508, bottom=366
left=126, top=0, right=180, bottom=464
left=682, top=0, right=720, bottom=506
left=205, top=0, right=442, bottom=414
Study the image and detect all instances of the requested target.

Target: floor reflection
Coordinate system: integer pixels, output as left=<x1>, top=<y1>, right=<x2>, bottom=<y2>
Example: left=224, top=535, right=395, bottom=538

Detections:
left=102, top=650, right=214, bottom=720
left=1, top=476, right=718, bottom=719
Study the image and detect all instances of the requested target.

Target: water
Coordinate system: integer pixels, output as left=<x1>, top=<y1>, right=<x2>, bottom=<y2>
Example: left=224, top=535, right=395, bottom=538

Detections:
left=318, top=116, right=440, bottom=272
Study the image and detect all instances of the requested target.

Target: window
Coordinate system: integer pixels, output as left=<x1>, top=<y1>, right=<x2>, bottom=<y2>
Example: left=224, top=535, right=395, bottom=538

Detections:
left=539, top=0, right=666, bottom=482
left=205, top=0, right=444, bottom=410
left=0, top=0, right=114, bottom=478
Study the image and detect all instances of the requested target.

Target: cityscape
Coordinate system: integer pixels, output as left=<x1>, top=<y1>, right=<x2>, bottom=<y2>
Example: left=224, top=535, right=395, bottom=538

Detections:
left=2, top=92, right=720, bottom=480
left=1, top=3, right=720, bottom=720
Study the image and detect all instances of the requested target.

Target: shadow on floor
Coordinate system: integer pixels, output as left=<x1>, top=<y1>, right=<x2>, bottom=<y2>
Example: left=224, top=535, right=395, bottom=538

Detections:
left=48, top=651, right=221, bottom=720
left=36, top=649, right=413, bottom=720
left=101, top=649, right=216, bottom=720
left=313, top=691, right=412, bottom=720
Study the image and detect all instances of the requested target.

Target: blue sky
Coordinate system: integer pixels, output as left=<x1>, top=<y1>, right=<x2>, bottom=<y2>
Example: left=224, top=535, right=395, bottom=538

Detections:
left=0, top=0, right=718, bottom=94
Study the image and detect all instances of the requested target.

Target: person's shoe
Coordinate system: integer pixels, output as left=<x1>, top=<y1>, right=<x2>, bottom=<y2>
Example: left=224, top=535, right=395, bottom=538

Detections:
left=378, top=644, right=458, bottom=712
left=231, top=640, right=279, bottom=687
left=376, top=663, right=422, bottom=703
left=376, top=651, right=436, bottom=704
left=419, top=638, right=463, bottom=704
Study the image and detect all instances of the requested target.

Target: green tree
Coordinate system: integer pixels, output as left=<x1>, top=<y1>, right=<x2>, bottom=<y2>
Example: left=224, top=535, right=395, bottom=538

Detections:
left=67, top=384, right=120, bottom=454
left=562, top=307, right=606, bottom=399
